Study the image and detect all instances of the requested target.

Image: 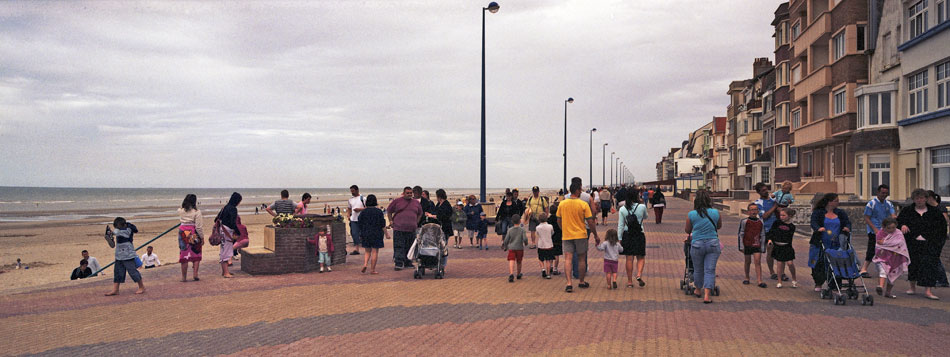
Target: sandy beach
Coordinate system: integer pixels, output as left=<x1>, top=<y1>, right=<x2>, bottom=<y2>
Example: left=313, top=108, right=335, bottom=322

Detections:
left=0, top=189, right=558, bottom=293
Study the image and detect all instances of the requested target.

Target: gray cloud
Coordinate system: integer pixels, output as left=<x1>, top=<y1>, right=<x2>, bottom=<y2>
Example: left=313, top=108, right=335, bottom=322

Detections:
left=0, top=0, right=781, bottom=188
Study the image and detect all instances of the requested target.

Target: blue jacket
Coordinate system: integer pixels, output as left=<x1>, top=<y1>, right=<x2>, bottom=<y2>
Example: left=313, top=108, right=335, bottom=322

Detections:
left=809, top=207, right=851, bottom=245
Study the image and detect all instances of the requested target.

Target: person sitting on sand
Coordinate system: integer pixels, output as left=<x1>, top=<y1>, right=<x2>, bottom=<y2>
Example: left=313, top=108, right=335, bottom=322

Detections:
left=140, top=246, right=161, bottom=269
left=70, top=259, right=92, bottom=280
left=81, top=250, right=100, bottom=277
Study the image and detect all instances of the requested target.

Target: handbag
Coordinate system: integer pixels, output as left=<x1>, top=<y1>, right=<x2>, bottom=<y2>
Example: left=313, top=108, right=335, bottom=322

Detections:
left=209, top=221, right=231, bottom=246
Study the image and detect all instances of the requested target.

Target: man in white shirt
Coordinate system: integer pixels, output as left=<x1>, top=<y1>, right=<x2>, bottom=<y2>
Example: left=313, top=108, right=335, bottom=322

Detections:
left=347, top=185, right=366, bottom=255
left=81, top=250, right=100, bottom=277
left=141, top=246, right=161, bottom=269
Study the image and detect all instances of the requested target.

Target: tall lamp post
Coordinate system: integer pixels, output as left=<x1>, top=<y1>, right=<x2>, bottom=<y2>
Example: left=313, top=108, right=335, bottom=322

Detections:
left=589, top=128, right=597, bottom=191
left=615, top=157, right=620, bottom=186
left=562, top=97, right=573, bottom=193
left=479, top=1, right=500, bottom=203
left=602, top=143, right=608, bottom=187
left=610, top=152, right=615, bottom=186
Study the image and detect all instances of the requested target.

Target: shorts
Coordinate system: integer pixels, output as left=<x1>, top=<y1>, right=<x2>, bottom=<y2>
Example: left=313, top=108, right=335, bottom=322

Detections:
left=538, top=248, right=555, bottom=261
left=601, top=201, right=611, bottom=217
left=743, top=246, right=762, bottom=256
left=528, top=218, right=539, bottom=232
left=507, top=249, right=524, bottom=262
left=562, top=238, right=589, bottom=255
left=603, top=259, right=618, bottom=273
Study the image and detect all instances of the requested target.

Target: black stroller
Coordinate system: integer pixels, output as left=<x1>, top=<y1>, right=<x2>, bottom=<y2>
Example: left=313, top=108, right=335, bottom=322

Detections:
left=817, top=232, right=873, bottom=306
left=409, top=223, right=447, bottom=279
left=680, top=236, right=720, bottom=296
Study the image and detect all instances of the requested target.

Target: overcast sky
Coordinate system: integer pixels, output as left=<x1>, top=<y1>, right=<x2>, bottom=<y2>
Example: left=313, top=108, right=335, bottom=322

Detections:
left=0, top=0, right=781, bottom=189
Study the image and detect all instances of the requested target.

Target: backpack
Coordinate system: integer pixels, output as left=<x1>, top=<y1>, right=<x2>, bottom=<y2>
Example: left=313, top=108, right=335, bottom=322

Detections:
left=625, top=203, right=644, bottom=236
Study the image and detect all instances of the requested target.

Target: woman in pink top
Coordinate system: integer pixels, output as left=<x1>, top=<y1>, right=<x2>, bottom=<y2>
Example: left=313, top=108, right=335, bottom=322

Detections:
left=294, top=193, right=312, bottom=215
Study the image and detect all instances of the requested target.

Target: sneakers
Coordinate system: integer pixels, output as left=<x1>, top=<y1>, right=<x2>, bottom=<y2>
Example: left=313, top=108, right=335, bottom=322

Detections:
left=769, top=274, right=778, bottom=280
left=551, top=268, right=560, bottom=276
left=541, top=271, right=548, bottom=279
left=508, top=275, right=514, bottom=283
left=790, top=281, right=798, bottom=288
left=516, top=274, right=523, bottom=280
left=319, top=266, right=325, bottom=273
left=776, top=283, right=783, bottom=289
left=350, top=251, right=360, bottom=255
left=326, top=266, right=332, bottom=272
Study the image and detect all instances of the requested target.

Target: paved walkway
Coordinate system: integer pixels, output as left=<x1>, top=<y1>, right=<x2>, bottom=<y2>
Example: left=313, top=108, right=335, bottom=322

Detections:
left=2, top=198, right=949, bottom=356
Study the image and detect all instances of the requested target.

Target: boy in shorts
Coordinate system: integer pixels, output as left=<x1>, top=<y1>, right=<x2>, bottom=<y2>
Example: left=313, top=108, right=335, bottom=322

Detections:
left=502, top=214, right=528, bottom=282
left=535, top=213, right=555, bottom=279
left=738, top=203, right=767, bottom=288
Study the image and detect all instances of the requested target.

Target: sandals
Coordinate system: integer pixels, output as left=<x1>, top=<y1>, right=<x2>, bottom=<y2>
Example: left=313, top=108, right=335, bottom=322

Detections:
left=742, top=280, right=750, bottom=285
left=637, top=277, right=645, bottom=287
left=757, top=283, right=767, bottom=288
left=925, top=295, right=940, bottom=300
left=885, top=294, right=897, bottom=299
left=565, top=285, right=573, bottom=293
left=578, top=282, right=590, bottom=289
left=361, top=266, right=367, bottom=274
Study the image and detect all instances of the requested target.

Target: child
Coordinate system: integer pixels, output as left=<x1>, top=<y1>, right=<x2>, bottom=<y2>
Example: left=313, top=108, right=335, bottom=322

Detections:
left=477, top=212, right=489, bottom=250
left=872, top=218, right=909, bottom=298
left=771, top=181, right=795, bottom=207
left=502, top=214, right=528, bottom=282
left=535, top=213, right=555, bottom=279
left=308, top=225, right=335, bottom=273
left=768, top=208, right=798, bottom=288
left=596, top=229, right=623, bottom=289
left=105, top=217, right=145, bottom=296
left=738, top=203, right=767, bottom=288
left=451, top=201, right=466, bottom=249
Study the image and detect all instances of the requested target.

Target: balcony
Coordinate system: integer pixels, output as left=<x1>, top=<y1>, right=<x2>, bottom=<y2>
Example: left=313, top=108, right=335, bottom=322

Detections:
left=793, top=11, right=830, bottom=57
left=794, top=65, right=831, bottom=102
left=746, top=131, right=763, bottom=145
left=791, top=119, right=832, bottom=147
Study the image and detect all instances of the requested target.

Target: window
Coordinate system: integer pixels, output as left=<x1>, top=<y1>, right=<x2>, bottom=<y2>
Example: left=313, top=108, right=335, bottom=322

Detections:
left=784, top=64, right=790, bottom=86
left=857, top=96, right=864, bottom=127
left=909, top=70, right=929, bottom=116
left=803, top=151, right=813, bottom=177
left=939, top=0, right=946, bottom=23
left=744, top=147, right=751, bottom=164
left=753, top=113, right=762, bottom=131
left=776, top=145, right=785, bottom=166
left=833, top=144, right=845, bottom=176
left=858, top=159, right=864, bottom=197
left=833, top=31, right=846, bottom=60
left=743, top=119, right=748, bottom=134
left=938, top=61, right=950, bottom=109
left=815, top=148, right=824, bottom=177
left=909, top=0, right=929, bottom=40
left=792, top=65, right=801, bottom=83
left=934, top=147, right=950, bottom=196
left=792, top=109, right=801, bottom=129
left=857, top=25, right=866, bottom=52
left=776, top=65, right=784, bottom=86
left=833, top=88, right=847, bottom=115
left=776, top=103, right=785, bottom=126
left=789, top=146, right=798, bottom=165
left=762, top=166, right=771, bottom=185
left=791, top=22, right=801, bottom=40
left=859, top=92, right=895, bottom=128
left=870, top=155, right=891, bottom=195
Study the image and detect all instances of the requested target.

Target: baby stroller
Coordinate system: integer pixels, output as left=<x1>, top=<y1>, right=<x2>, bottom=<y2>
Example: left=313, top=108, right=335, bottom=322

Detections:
left=818, top=232, right=873, bottom=306
left=408, top=223, right=447, bottom=279
left=680, top=236, right=720, bottom=296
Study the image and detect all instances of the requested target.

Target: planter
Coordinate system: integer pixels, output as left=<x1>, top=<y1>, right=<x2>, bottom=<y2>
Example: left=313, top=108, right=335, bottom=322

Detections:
left=240, top=215, right=346, bottom=275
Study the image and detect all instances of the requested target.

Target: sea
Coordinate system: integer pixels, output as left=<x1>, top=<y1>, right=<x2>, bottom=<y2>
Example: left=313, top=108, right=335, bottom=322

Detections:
left=0, top=187, right=504, bottom=223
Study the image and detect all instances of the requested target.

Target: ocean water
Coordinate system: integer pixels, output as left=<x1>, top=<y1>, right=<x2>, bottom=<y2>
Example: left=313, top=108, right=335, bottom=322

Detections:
left=0, top=187, right=502, bottom=222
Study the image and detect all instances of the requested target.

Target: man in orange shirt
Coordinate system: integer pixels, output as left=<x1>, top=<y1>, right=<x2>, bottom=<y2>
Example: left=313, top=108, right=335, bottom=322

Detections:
left=557, top=182, right=600, bottom=293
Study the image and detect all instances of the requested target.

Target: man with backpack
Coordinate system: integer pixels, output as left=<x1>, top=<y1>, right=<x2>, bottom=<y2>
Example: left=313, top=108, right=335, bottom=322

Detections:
left=617, top=189, right=648, bottom=287
left=525, top=186, right=550, bottom=249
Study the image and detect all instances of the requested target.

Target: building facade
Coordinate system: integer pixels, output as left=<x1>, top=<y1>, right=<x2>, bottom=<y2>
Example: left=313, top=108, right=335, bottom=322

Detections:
left=772, top=3, right=802, bottom=186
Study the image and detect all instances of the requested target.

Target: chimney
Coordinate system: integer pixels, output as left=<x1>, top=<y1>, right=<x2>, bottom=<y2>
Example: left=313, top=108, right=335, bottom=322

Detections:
left=753, top=57, right=773, bottom=77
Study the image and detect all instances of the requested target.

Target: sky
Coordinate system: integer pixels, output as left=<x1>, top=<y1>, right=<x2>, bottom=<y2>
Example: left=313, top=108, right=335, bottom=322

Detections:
left=0, top=0, right=782, bottom=189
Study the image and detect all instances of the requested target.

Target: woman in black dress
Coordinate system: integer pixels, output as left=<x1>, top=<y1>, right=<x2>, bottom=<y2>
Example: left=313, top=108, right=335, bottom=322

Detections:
left=898, top=189, right=948, bottom=299
left=358, top=195, right=385, bottom=274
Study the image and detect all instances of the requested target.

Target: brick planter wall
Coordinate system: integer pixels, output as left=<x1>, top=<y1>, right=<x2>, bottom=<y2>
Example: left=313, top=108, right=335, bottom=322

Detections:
left=241, top=217, right=346, bottom=275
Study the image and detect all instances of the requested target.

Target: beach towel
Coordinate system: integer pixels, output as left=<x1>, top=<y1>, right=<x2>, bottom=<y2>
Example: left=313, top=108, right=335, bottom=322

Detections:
left=872, top=229, right=910, bottom=284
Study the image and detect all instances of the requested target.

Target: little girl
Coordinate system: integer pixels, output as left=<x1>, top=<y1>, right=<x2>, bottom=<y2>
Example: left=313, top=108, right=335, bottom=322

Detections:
left=768, top=208, right=798, bottom=288
left=308, top=225, right=335, bottom=273
left=872, top=218, right=909, bottom=298
left=596, top=229, right=624, bottom=289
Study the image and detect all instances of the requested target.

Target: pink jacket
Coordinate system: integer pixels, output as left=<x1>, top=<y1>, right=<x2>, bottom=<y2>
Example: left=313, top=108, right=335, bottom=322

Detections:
left=307, top=232, right=334, bottom=255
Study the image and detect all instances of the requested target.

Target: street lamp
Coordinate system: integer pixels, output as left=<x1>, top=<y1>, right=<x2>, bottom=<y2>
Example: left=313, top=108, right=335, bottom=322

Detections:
left=563, top=97, right=573, bottom=193
left=479, top=1, right=500, bottom=203
left=602, top=143, right=608, bottom=188
left=610, top=152, right=615, bottom=186
left=615, top=157, right=620, bottom=186
left=589, top=128, right=597, bottom=191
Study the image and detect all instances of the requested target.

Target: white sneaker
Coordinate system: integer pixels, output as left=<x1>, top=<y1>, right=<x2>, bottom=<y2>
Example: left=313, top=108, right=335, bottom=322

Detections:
left=791, top=281, right=798, bottom=288
left=776, top=283, right=783, bottom=289
left=319, top=266, right=324, bottom=272
left=327, top=266, right=332, bottom=272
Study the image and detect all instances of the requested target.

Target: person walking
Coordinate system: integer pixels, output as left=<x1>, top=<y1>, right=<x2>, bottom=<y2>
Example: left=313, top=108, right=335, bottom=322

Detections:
left=451, top=201, right=467, bottom=249
left=898, top=189, right=947, bottom=300
left=433, top=189, right=454, bottom=254
left=177, top=194, right=203, bottom=282
left=649, top=188, right=666, bottom=224
left=807, top=193, right=852, bottom=292
left=556, top=182, right=600, bottom=293
left=685, top=190, right=722, bottom=303
left=617, top=189, right=648, bottom=288
left=496, top=191, right=514, bottom=238
left=860, top=185, right=897, bottom=278
left=599, top=186, right=612, bottom=225
left=215, top=192, right=242, bottom=278
left=526, top=186, right=550, bottom=249
left=348, top=185, right=366, bottom=256
left=388, top=187, right=423, bottom=270
left=358, top=195, right=385, bottom=274
left=463, top=195, right=483, bottom=248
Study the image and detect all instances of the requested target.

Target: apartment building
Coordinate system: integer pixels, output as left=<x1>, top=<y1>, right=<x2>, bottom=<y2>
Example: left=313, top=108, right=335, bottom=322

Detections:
left=896, top=0, right=950, bottom=198
left=727, top=59, right=773, bottom=190
left=726, top=80, right=750, bottom=189
left=788, top=0, right=868, bottom=194
left=771, top=3, right=802, bottom=185
left=711, top=116, right=730, bottom=191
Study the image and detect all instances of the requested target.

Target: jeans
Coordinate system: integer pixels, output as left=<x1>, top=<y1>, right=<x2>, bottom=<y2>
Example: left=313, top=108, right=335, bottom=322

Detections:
left=393, top=230, right=414, bottom=267
left=318, top=251, right=331, bottom=265
left=350, top=221, right=362, bottom=246
left=690, top=239, right=721, bottom=290
left=498, top=220, right=510, bottom=237
left=113, top=259, right=142, bottom=284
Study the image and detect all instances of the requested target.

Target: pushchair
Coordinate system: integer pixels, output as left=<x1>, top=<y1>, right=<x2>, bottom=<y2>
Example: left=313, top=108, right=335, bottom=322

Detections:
left=679, top=236, right=720, bottom=296
left=817, top=232, right=873, bottom=306
left=408, top=223, right=447, bottom=279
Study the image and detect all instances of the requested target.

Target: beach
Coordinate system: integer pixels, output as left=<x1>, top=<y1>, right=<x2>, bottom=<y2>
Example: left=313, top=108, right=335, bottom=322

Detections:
left=0, top=188, right=553, bottom=293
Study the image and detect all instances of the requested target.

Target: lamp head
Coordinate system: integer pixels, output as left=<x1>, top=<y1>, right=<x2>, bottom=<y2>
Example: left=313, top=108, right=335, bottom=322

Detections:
left=604, top=143, right=608, bottom=147
left=487, top=2, right=500, bottom=13
left=591, top=128, right=597, bottom=132
left=566, top=97, right=574, bottom=103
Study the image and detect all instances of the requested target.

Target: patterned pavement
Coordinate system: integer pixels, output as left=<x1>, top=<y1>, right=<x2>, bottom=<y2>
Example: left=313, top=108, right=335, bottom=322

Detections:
left=2, top=198, right=949, bottom=356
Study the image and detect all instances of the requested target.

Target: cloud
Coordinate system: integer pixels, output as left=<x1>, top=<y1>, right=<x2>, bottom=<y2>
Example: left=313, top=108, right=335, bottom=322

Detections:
left=0, top=0, right=783, bottom=188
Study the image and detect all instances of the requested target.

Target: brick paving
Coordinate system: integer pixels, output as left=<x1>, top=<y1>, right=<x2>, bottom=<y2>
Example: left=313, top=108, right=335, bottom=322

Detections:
left=2, top=198, right=950, bottom=356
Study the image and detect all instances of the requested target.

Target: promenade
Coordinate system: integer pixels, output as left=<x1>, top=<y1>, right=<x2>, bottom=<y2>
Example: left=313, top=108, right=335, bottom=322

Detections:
left=3, top=198, right=949, bottom=356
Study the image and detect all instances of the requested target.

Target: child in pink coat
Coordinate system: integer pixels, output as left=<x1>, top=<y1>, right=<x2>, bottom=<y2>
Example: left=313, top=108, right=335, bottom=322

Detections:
left=308, top=225, right=335, bottom=272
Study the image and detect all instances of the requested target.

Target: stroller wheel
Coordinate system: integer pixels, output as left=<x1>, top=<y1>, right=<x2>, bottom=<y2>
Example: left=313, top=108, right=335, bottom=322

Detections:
left=713, top=286, right=721, bottom=296
left=819, top=289, right=829, bottom=299
left=864, top=295, right=874, bottom=306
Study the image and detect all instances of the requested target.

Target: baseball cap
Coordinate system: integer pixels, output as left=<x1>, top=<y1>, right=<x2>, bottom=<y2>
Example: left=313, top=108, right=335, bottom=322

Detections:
left=532, top=186, right=540, bottom=191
